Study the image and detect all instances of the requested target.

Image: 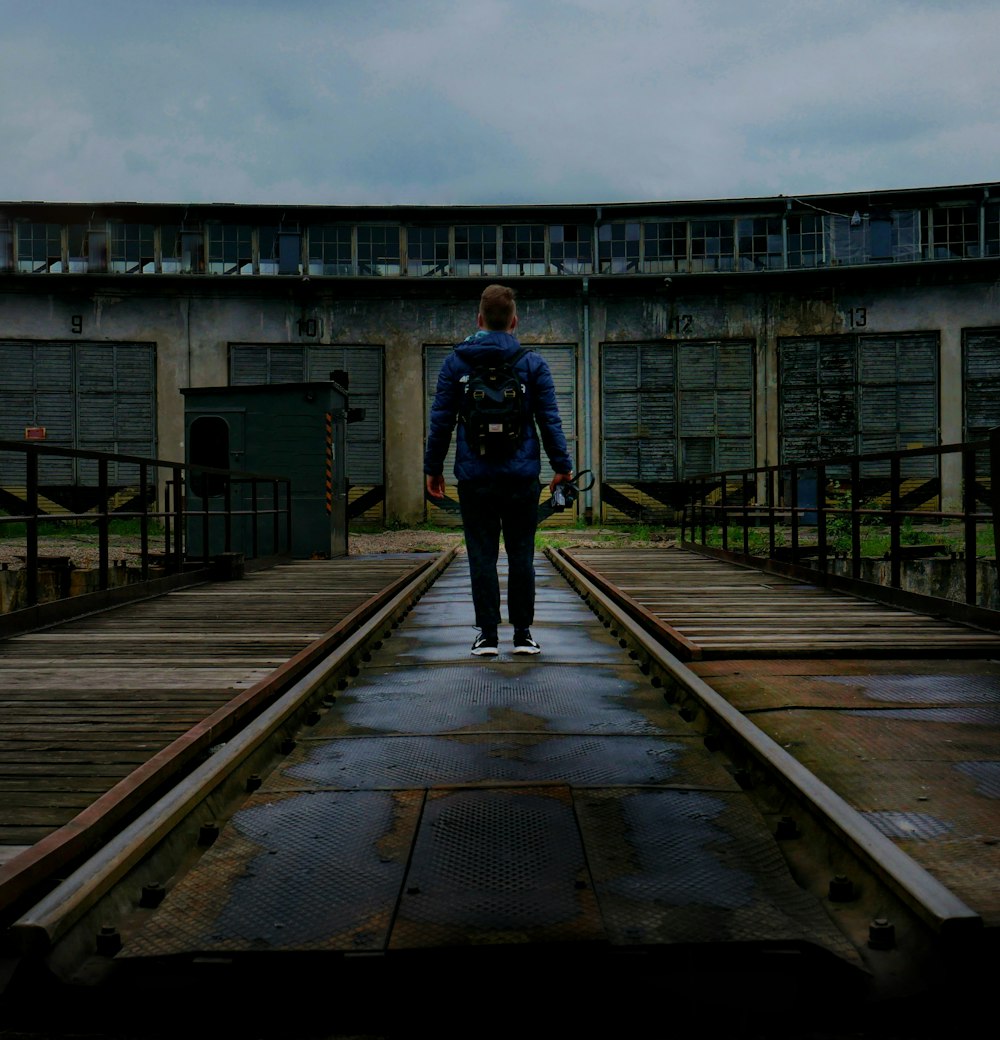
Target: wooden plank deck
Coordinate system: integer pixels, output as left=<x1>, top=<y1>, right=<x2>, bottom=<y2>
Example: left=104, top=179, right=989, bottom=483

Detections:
left=0, top=556, right=433, bottom=857
left=564, top=547, right=1000, bottom=658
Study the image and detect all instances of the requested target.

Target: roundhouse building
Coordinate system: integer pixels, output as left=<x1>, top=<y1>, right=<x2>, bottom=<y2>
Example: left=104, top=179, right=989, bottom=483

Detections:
left=1, top=183, right=998, bottom=528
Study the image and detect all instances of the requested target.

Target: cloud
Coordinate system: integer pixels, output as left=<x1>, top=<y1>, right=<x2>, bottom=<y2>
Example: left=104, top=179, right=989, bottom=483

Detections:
left=0, top=0, right=998, bottom=205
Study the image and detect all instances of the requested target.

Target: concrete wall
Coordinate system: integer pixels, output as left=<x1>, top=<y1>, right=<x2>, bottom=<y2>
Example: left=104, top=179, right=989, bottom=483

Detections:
left=2, top=268, right=999, bottom=524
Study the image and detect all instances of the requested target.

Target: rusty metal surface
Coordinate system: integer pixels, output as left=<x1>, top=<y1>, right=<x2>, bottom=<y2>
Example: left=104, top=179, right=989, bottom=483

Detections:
left=700, top=671, right=1000, bottom=925
left=311, top=665, right=686, bottom=737
left=122, top=790, right=423, bottom=957
left=389, top=786, right=603, bottom=949
left=267, top=734, right=735, bottom=791
left=575, top=788, right=860, bottom=960
left=118, top=554, right=858, bottom=962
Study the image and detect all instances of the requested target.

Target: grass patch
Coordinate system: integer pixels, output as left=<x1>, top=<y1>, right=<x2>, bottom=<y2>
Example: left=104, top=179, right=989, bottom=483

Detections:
left=535, top=524, right=677, bottom=550
left=698, top=521, right=996, bottom=558
left=0, top=516, right=165, bottom=541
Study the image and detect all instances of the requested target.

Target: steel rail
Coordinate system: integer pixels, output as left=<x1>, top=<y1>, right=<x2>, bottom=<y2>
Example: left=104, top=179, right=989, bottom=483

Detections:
left=547, top=546, right=982, bottom=939
left=1, top=549, right=455, bottom=929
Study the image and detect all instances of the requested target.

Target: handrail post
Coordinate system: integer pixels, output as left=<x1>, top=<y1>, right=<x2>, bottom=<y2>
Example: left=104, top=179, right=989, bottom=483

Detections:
left=285, top=480, right=293, bottom=554
left=767, top=467, right=776, bottom=558
left=271, top=480, right=280, bottom=555
left=817, top=461, right=828, bottom=572
left=172, top=465, right=184, bottom=570
left=25, top=448, right=39, bottom=608
left=251, top=479, right=260, bottom=559
left=139, top=462, right=150, bottom=582
left=97, top=457, right=109, bottom=592
left=742, top=470, right=750, bottom=555
left=699, top=478, right=707, bottom=545
left=991, top=427, right=1000, bottom=566
left=850, top=457, right=861, bottom=579
left=720, top=472, right=729, bottom=551
left=223, top=477, right=233, bottom=554
left=889, top=454, right=901, bottom=590
left=790, top=463, right=800, bottom=561
left=200, top=475, right=210, bottom=565
left=963, top=444, right=978, bottom=605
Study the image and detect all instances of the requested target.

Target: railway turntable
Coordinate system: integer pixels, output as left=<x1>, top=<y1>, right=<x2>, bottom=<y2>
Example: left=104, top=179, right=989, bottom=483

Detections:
left=3, top=548, right=993, bottom=1037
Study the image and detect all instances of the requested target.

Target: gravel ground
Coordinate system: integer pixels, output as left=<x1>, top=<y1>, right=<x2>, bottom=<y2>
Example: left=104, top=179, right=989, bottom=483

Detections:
left=0, top=528, right=676, bottom=569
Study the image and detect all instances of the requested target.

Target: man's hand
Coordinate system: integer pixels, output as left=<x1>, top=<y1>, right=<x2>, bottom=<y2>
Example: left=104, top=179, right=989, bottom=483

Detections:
left=548, top=471, right=573, bottom=493
left=426, top=473, right=446, bottom=500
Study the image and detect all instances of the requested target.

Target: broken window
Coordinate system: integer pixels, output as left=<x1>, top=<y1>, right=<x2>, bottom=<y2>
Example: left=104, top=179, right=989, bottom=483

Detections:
left=407, top=226, right=449, bottom=276
left=110, top=223, right=155, bottom=273
left=690, top=220, right=734, bottom=272
left=207, top=224, right=253, bottom=275
left=928, top=205, right=979, bottom=259
left=159, top=225, right=181, bottom=273
left=16, top=222, right=62, bottom=273
left=68, top=225, right=88, bottom=273
left=357, top=225, right=400, bottom=276
left=891, top=209, right=920, bottom=262
left=454, top=225, right=498, bottom=276
left=257, top=228, right=301, bottom=275
left=308, top=225, right=353, bottom=275
left=643, top=222, right=687, bottom=273
left=598, top=222, right=639, bottom=274
left=159, top=226, right=204, bottom=273
left=548, top=224, right=592, bottom=274
left=737, top=217, right=782, bottom=270
left=502, top=225, right=545, bottom=276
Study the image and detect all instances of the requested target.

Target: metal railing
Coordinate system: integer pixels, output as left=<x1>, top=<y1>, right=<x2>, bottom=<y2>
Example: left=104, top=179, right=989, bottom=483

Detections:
left=0, top=439, right=292, bottom=612
left=682, top=430, right=999, bottom=617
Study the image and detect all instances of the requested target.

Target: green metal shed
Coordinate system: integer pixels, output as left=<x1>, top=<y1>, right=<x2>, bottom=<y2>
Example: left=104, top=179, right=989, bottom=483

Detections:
left=181, top=381, right=349, bottom=559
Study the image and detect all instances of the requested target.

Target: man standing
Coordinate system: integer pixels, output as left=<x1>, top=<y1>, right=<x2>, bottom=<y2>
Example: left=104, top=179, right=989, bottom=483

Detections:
left=425, top=285, right=574, bottom=656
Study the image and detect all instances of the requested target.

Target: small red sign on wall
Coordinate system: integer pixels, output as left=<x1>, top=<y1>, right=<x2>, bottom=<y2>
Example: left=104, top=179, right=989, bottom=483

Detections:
left=24, top=427, right=47, bottom=440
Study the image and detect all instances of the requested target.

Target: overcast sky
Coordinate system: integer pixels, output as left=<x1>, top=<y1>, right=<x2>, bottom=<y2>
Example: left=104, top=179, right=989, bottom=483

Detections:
left=2, top=0, right=997, bottom=207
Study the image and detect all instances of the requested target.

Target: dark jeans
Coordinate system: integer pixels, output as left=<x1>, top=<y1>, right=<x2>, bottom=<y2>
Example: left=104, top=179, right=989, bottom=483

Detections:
left=457, top=476, right=541, bottom=631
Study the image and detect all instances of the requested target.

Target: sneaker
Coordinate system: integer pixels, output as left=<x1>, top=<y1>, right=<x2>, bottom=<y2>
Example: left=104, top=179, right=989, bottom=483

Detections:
left=471, top=631, right=499, bottom=656
left=513, top=629, right=541, bottom=655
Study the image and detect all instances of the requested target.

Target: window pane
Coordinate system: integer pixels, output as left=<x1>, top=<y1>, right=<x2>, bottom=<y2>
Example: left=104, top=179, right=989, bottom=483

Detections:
left=406, top=226, right=449, bottom=276
left=308, top=225, right=353, bottom=275
left=357, top=225, right=400, bottom=276
left=454, top=225, right=498, bottom=276
left=501, top=224, right=544, bottom=275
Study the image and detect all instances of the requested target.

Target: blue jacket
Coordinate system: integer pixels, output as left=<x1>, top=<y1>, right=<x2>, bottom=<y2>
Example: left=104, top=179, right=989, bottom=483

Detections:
left=424, top=330, right=573, bottom=483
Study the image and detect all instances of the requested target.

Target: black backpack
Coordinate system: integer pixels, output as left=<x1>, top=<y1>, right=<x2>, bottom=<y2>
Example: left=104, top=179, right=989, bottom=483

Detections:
left=460, top=348, right=528, bottom=457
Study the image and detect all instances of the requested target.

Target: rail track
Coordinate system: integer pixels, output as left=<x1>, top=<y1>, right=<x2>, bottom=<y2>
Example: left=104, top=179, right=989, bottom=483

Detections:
left=1, top=544, right=995, bottom=1036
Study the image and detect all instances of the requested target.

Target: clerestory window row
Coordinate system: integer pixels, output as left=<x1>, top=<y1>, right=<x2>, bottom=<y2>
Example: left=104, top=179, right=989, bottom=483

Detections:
left=1, top=204, right=997, bottom=276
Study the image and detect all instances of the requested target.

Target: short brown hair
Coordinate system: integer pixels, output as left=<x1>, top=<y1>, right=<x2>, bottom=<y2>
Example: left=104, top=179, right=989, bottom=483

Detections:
left=479, top=284, right=517, bottom=331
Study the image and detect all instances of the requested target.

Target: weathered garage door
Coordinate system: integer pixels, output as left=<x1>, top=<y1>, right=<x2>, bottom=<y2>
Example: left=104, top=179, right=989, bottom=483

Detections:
left=601, top=340, right=754, bottom=522
left=964, top=329, right=1000, bottom=441
left=0, top=340, right=156, bottom=489
left=229, top=344, right=384, bottom=522
left=424, top=343, right=578, bottom=526
left=964, top=328, right=1000, bottom=508
left=779, top=332, right=939, bottom=505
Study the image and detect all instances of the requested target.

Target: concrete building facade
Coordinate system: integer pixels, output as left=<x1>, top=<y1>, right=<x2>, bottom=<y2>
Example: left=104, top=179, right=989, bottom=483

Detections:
left=1, top=184, right=998, bottom=527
